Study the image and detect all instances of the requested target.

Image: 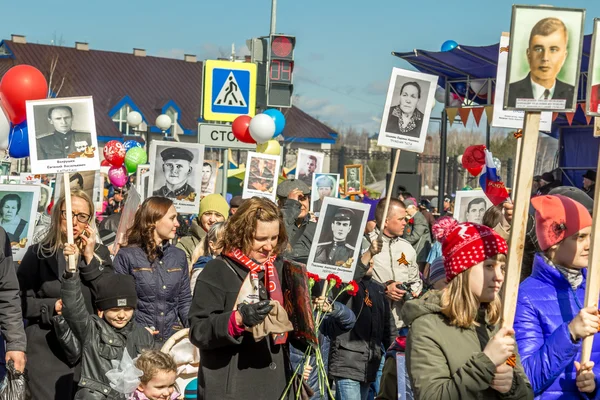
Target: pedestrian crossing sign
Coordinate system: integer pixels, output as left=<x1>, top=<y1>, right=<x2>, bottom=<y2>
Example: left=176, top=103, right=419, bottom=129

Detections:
left=203, top=60, right=257, bottom=122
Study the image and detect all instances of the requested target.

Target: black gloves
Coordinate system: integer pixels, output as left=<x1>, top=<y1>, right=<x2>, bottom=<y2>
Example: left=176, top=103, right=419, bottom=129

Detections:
left=237, top=300, right=274, bottom=327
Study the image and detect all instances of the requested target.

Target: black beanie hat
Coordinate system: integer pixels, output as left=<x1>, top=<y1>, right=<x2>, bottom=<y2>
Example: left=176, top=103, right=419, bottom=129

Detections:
left=95, top=274, right=138, bottom=311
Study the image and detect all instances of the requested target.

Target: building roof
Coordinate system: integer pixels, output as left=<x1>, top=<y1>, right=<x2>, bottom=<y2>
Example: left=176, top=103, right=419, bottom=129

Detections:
left=0, top=39, right=203, bottom=139
left=281, top=106, right=337, bottom=144
left=0, top=38, right=339, bottom=144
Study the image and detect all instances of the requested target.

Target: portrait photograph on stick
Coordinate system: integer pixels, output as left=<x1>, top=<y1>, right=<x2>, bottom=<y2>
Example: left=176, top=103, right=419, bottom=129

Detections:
left=296, top=149, right=324, bottom=188
left=306, top=197, right=369, bottom=283
left=344, top=164, right=363, bottom=195
left=377, top=68, right=437, bottom=153
left=26, top=96, right=100, bottom=174
left=148, top=141, right=205, bottom=214
left=53, top=171, right=99, bottom=206
left=453, top=190, right=493, bottom=225
left=135, top=164, right=150, bottom=200
left=504, top=5, right=585, bottom=112
left=242, top=152, right=281, bottom=201
left=200, top=160, right=218, bottom=198
left=0, top=184, right=40, bottom=261
left=311, top=172, right=340, bottom=215
left=587, top=18, right=600, bottom=116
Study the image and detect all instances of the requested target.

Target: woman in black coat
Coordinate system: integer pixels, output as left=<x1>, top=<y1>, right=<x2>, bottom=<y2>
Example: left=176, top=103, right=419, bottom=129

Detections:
left=17, top=190, right=113, bottom=400
left=385, top=81, right=424, bottom=138
left=189, top=197, right=294, bottom=400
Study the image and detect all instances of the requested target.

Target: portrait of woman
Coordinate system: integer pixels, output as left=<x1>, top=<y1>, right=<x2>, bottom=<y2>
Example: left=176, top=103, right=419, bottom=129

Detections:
left=0, top=194, right=28, bottom=243
left=385, top=81, right=424, bottom=138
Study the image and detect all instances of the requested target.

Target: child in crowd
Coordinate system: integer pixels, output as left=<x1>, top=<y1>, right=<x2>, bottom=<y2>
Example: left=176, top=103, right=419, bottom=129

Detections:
left=402, top=223, right=532, bottom=399
left=131, top=350, right=180, bottom=400
left=61, top=244, right=154, bottom=399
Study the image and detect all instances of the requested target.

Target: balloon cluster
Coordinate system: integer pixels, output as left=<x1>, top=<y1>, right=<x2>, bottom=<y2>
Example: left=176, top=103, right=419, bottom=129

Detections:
left=231, top=109, right=285, bottom=155
left=102, top=140, right=146, bottom=187
left=0, top=65, right=49, bottom=158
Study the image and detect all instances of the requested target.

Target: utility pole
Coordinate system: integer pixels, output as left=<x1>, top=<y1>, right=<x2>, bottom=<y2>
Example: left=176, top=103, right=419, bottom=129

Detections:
left=270, top=0, right=277, bottom=35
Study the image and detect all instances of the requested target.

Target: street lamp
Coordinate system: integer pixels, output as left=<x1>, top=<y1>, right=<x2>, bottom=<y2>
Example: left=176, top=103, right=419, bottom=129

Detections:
left=126, top=111, right=172, bottom=157
left=155, top=114, right=172, bottom=137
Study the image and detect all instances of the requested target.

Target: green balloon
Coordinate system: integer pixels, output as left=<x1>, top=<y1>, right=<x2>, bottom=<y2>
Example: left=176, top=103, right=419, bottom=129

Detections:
left=124, top=147, right=147, bottom=173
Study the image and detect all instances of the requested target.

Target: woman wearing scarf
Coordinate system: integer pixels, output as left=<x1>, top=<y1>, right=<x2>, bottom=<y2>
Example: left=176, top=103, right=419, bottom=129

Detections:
left=385, top=81, right=424, bottom=138
left=189, top=197, right=294, bottom=400
left=514, top=195, right=600, bottom=398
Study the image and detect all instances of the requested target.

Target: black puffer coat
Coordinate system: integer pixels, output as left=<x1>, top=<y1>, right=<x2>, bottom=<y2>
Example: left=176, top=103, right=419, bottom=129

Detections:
left=113, top=244, right=191, bottom=346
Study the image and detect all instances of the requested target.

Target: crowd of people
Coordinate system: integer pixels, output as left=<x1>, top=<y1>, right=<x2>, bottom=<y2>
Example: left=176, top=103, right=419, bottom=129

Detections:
left=0, top=166, right=596, bottom=400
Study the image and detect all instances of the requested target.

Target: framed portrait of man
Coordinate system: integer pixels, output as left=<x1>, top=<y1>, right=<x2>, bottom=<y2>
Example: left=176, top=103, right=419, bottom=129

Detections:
left=344, top=164, right=363, bottom=195
left=504, top=5, right=585, bottom=112
left=148, top=141, right=205, bottom=214
left=135, top=164, right=150, bottom=201
left=200, top=160, right=219, bottom=198
left=296, top=149, right=324, bottom=188
left=587, top=19, right=600, bottom=116
left=0, top=185, right=40, bottom=261
left=377, top=68, right=437, bottom=153
left=311, top=173, right=340, bottom=215
left=38, top=184, right=52, bottom=214
left=306, top=197, right=370, bottom=283
left=26, top=96, right=100, bottom=174
left=242, top=152, right=281, bottom=202
left=53, top=171, right=100, bottom=205
left=453, top=190, right=493, bottom=225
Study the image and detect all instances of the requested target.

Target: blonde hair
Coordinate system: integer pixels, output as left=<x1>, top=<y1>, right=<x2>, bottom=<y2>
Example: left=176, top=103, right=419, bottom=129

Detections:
left=37, top=189, right=99, bottom=259
left=135, top=350, right=177, bottom=385
left=189, top=222, right=225, bottom=272
left=440, top=254, right=506, bottom=328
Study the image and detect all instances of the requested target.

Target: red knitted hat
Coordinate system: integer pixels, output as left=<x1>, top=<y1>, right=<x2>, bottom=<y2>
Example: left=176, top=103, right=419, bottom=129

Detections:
left=531, top=194, right=592, bottom=251
left=442, top=223, right=508, bottom=282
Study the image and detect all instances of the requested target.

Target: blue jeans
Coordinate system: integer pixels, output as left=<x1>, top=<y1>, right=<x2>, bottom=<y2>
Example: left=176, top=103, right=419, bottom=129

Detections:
left=335, top=379, right=370, bottom=400
left=368, top=355, right=385, bottom=400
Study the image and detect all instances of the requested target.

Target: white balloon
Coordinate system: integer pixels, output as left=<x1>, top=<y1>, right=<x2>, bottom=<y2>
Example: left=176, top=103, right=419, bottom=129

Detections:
left=0, top=110, right=9, bottom=150
left=435, top=86, right=446, bottom=103
left=470, top=80, right=488, bottom=95
left=249, top=114, right=276, bottom=144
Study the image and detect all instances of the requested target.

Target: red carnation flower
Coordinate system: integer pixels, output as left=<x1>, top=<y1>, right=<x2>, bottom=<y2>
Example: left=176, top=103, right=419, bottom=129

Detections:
left=326, top=273, right=342, bottom=288
left=345, top=280, right=359, bottom=296
left=306, top=272, right=320, bottom=282
left=408, top=218, right=414, bottom=224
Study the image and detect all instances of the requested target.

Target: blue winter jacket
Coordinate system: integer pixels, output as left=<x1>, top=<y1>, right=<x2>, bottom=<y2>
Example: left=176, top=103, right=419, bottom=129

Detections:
left=514, top=254, right=600, bottom=400
left=113, top=243, right=192, bottom=346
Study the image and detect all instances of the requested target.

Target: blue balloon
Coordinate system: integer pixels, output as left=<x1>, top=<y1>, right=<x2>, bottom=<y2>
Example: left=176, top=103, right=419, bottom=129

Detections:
left=8, top=121, right=29, bottom=158
left=263, top=109, right=286, bottom=138
left=454, top=82, right=467, bottom=96
left=441, top=40, right=458, bottom=52
left=124, top=139, right=142, bottom=152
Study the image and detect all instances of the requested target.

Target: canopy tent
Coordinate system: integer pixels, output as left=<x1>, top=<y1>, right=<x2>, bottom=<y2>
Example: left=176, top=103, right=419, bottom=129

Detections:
left=392, top=34, right=598, bottom=194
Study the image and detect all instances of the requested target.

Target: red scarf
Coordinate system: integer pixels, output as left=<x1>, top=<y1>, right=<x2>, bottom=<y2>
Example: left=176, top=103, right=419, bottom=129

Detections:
left=226, top=248, right=287, bottom=344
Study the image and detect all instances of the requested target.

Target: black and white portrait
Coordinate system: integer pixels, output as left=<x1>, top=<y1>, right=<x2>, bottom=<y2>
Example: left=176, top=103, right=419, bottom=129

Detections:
left=378, top=68, right=437, bottom=153
left=26, top=96, right=100, bottom=174
left=311, top=173, right=340, bottom=215
left=38, top=184, right=51, bottom=213
left=307, top=198, right=370, bottom=282
left=296, top=149, right=324, bottom=188
left=0, top=185, right=40, bottom=261
left=242, top=152, right=281, bottom=202
left=136, top=164, right=150, bottom=201
left=453, top=191, right=493, bottom=225
left=201, top=160, right=218, bottom=198
left=148, top=141, right=205, bottom=214
left=344, top=164, right=363, bottom=195
left=504, top=5, right=585, bottom=112
left=54, top=171, right=100, bottom=206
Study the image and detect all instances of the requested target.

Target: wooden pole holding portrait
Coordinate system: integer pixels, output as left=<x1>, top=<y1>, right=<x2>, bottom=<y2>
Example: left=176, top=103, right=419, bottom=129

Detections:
left=63, top=172, right=77, bottom=273
left=378, top=149, right=401, bottom=239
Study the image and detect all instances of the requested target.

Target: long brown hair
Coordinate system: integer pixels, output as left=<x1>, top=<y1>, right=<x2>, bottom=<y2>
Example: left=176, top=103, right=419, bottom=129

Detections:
left=440, top=254, right=505, bottom=328
left=219, top=197, right=287, bottom=256
left=125, top=196, right=173, bottom=262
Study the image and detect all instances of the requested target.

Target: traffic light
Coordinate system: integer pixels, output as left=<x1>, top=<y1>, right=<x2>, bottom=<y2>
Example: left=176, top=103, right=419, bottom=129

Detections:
left=267, top=34, right=295, bottom=108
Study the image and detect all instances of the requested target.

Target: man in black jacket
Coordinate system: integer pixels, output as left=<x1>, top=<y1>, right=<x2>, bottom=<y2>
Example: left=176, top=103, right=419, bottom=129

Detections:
left=0, top=227, right=26, bottom=373
left=277, top=179, right=316, bottom=264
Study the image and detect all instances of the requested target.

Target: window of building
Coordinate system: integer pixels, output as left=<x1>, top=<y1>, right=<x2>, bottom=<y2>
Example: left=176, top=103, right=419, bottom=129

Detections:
left=111, top=104, right=135, bottom=135
left=164, top=107, right=182, bottom=137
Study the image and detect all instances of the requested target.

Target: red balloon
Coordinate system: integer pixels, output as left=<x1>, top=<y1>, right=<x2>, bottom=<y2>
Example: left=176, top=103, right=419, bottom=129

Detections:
left=232, top=115, right=256, bottom=144
left=462, top=145, right=486, bottom=176
left=0, top=65, right=48, bottom=124
left=103, top=140, right=126, bottom=167
left=101, top=159, right=111, bottom=167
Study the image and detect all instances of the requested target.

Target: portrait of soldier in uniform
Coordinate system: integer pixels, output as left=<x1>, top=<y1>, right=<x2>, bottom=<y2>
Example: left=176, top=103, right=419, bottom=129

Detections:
left=345, top=165, right=362, bottom=194
left=296, top=150, right=324, bottom=188
left=153, top=147, right=196, bottom=199
left=200, top=161, right=217, bottom=197
left=453, top=191, right=492, bottom=225
left=36, top=105, right=92, bottom=160
left=311, top=174, right=339, bottom=214
left=314, top=208, right=356, bottom=267
left=248, top=157, right=276, bottom=193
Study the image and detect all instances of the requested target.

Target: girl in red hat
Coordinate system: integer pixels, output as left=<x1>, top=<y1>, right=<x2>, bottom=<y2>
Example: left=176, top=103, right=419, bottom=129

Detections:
left=401, top=223, right=532, bottom=399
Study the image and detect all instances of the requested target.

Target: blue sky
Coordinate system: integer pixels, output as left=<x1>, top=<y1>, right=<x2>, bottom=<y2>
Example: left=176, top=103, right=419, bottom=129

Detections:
left=3, top=0, right=600, bottom=133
